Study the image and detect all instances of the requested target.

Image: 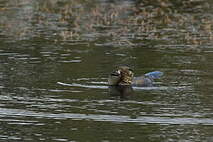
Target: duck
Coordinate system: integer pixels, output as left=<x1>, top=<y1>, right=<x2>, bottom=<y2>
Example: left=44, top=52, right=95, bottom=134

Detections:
left=108, top=66, right=163, bottom=87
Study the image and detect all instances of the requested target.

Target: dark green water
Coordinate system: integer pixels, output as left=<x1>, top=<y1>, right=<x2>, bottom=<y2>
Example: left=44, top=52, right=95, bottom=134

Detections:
left=0, top=0, right=213, bottom=142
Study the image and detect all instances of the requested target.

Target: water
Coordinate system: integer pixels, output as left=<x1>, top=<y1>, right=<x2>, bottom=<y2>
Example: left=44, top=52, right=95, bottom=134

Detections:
left=0, top=0, right=213, bottom=142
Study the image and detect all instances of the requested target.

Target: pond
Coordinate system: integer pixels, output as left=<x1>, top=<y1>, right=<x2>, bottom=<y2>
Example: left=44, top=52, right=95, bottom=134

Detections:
left=0, top=0, right=213, bottom=141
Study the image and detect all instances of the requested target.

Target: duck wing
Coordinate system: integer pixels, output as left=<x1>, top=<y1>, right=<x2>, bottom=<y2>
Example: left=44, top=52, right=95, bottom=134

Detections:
left=144, top=71, right=163, bottom=79
left=132, top=76, right=153, bottom=87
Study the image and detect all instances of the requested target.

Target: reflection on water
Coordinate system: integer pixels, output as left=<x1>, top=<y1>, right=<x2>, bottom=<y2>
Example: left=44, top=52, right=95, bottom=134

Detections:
left=108, top=86, right=134, bottom=100
left=0, top=0, right=213, bottom=142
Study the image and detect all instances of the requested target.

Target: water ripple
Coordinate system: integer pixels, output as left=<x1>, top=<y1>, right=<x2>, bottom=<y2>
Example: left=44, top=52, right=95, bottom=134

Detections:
left=0, top=108, right=213, bottom=125
left=57, top=82, right=192, bottom=91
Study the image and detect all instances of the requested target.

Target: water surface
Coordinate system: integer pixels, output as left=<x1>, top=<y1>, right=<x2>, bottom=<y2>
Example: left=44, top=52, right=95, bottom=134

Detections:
left=0, top=0, right=213, bottom=142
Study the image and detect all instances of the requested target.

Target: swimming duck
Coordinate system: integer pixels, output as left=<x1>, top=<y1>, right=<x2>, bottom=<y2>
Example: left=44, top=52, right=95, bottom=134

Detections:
left=108, top=66, right=163, bottom=87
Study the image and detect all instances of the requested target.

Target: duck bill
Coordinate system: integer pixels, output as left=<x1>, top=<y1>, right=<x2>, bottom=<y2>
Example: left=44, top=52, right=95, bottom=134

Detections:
left=108, top=71, right=121, bottom=85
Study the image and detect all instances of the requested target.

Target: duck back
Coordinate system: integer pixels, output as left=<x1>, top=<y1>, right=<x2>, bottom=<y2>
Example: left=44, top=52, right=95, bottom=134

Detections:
left=132, top=71, right=163, bottom=87
left=132, top=76, right=153, bottom=87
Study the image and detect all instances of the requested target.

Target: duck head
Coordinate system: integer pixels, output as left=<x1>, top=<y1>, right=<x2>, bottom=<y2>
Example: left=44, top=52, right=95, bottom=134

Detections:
left=108, top=66, right=134, bottom=86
